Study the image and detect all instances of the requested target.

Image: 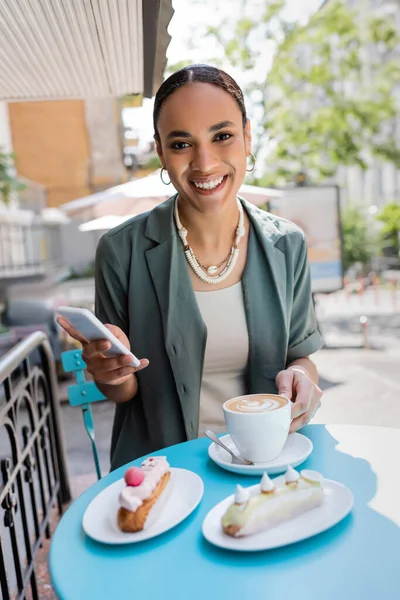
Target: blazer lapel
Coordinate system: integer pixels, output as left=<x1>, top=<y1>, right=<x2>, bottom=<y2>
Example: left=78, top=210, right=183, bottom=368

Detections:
left=242, top=200, right=288, bottom=384
left=144, top=198, right=206, bottom=437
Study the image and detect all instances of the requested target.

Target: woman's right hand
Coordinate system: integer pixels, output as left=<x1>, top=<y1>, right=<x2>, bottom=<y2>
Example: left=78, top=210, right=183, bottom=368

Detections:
left=57, top=316, right=149, bottom=386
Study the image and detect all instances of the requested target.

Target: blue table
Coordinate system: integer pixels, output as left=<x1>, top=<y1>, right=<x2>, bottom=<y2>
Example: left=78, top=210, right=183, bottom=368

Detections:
left=50, top=425, right=399, bottom=600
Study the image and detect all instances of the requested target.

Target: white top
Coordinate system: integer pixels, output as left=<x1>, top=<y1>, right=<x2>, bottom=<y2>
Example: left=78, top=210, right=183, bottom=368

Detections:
left=195, top=282, right=249, bottom=436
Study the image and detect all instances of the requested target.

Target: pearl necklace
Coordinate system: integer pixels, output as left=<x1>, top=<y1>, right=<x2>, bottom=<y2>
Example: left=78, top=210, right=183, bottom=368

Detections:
left=174, top=198, right=245, bottom=285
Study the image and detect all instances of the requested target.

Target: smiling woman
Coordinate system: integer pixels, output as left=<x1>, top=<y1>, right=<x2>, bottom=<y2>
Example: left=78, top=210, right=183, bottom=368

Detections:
left=154, top=68, right=249, bottom=219
left=58, top=64, right=324, bottom=471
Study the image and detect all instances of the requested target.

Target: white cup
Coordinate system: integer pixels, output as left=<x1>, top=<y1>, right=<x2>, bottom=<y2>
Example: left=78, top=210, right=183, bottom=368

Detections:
left=223, top=393, right=291, bottom=463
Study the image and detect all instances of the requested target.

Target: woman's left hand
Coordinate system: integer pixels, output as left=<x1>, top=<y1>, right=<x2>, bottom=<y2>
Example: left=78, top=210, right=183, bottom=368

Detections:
left=275, top=367, right=323, bottom=433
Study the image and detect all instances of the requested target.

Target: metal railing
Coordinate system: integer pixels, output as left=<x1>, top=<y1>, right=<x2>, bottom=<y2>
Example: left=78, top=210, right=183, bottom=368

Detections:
left=0, top=222, right=63, bottom=279
left=0, top=332, right=71, bottom=600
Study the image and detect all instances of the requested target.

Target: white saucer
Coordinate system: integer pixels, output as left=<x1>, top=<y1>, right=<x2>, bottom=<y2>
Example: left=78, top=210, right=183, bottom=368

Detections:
left=202, top=476, right=354, bottom=551
left=208, top=433, right=313, bottom=476
left=82, top=468, right=204, bottom=544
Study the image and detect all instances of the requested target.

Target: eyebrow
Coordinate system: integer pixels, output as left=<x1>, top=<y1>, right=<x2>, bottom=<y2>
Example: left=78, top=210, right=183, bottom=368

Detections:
left=209, top=120, right=236, bottom=132
left=166, top=120, right=236, bottom=141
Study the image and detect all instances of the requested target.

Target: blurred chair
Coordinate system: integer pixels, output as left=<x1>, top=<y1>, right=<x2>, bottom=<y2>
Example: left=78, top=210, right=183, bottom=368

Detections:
left=61, top=349, right=106, bottom=480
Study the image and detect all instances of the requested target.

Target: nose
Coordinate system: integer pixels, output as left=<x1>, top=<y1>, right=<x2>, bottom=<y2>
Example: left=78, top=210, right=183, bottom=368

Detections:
left=190, top=145, right=219, bottom=173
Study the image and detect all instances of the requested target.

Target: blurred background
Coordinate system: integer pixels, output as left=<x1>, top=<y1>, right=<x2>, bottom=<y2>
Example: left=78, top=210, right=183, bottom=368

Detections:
left=0, top=1, right=399, bottom=596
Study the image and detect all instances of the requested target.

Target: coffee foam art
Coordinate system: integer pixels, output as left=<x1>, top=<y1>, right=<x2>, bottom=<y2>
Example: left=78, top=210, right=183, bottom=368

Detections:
left=225, top=394, right=288, bottom=413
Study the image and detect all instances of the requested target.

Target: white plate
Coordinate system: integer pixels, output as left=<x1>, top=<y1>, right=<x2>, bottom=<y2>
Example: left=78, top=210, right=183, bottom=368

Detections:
left=208, top=433, right=313, bottom=475
left=82, top=468, right=204, bottom=544
left=202, top=477, right=354, bottom=551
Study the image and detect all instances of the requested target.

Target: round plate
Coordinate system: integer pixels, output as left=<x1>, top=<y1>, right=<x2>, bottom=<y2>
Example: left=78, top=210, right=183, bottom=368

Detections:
left=82, top=468, right=204, bottom=544
left=208, top=433, right=313, bottom=475
left=202, top=477, right=354, bottom=551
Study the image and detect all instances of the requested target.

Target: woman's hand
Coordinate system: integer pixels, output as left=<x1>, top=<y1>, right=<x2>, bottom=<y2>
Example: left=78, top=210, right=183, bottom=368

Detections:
left=275, top=366, right=322, bottom=433
left=57, top=316, right=149, bottom=386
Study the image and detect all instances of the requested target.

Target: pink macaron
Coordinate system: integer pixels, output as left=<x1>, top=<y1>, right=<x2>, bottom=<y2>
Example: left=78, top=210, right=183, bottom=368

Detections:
left=124, top=467, right=145, bottom=487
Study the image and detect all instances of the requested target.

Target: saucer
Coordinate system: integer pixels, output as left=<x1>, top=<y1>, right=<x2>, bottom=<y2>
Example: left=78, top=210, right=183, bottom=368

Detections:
left=208, top=433, right=313, bottom=476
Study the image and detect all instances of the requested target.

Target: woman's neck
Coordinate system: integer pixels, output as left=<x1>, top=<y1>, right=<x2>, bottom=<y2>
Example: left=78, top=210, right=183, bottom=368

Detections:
left=176, top=196, right=240, bottom=252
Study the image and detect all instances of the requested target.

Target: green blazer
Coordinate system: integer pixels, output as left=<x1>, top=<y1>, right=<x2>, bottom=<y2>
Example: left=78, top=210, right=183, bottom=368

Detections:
left=95, top=196, right=323, bottom=470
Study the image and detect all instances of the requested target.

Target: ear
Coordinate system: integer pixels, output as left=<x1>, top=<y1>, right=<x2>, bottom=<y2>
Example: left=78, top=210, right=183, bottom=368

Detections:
left=154, top=135, right=166, bottom=168
left=244, top=120, right=252, bottom=156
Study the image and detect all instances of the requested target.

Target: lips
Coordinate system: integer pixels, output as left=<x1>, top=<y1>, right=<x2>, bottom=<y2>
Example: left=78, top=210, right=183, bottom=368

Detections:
left=190, top=175, right=228, bottom=195
left=192, top=175, right=224, bottom=190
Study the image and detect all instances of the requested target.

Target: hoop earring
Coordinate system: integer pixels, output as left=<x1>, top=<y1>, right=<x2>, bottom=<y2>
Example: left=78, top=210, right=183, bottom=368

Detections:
left=160, top=167, right=171, bottom=185
left=246, top=153, right=256, bottom=173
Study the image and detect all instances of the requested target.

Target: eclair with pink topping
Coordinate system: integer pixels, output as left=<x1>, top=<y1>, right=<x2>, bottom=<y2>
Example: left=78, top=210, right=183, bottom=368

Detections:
left=117, top=456, right=171, bottom=533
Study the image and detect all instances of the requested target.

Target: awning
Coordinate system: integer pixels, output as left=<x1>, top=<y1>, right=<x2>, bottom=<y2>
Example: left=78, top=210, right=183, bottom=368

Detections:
left=78, top=214, right=137, bottom=232
left=0, top=0, right=173, bottom=101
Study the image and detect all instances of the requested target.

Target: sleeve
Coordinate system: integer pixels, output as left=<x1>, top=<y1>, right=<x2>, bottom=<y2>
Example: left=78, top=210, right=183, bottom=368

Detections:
left=286, top=235, right=324, bottom=364
left=94, top=234, right=129, bottom=335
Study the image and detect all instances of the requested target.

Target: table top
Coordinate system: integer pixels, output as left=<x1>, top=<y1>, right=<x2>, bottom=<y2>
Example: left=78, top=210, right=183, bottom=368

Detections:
left=50, top=425, right=399, bottom=600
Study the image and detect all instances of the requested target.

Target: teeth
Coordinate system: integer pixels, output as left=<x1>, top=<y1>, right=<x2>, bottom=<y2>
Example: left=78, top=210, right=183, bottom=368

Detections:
left=193, top=176, right=224, bottom=190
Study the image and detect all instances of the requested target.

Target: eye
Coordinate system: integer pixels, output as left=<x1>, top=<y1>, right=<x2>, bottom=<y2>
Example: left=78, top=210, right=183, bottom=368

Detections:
left=214, top=132, right=233, bottom=142
left=170, top=141, right=190, bottom=150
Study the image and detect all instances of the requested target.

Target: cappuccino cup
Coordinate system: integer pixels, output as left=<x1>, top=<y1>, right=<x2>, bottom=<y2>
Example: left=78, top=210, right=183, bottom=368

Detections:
left=223, top=394, right=291, bottom=463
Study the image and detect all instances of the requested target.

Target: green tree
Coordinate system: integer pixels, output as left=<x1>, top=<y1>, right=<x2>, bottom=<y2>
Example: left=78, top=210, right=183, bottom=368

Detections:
left=0, top=148, right=25, bottom=205
left=167, top=0, right=400, bottom=185
left=262, top=1, right=400, bottom=185
left=376, top=201, right=400, bottom=257
left=341, top=205, right=376, bottom=271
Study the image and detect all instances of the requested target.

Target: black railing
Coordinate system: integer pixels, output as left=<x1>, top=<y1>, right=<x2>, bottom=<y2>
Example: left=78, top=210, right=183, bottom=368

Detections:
left=0, top=332, right=71, bottom=600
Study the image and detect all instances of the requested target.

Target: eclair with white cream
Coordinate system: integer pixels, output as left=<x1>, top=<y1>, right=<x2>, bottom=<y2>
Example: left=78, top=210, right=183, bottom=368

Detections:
left=222, top=467, right=324, bottom=537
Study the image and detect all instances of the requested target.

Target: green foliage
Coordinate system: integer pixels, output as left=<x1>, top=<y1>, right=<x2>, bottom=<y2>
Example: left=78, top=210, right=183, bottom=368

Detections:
left=264, top=1, right=400, bottom=184
left=376, top=201, right=400, bottom=257
left=341, top=205, right=376, bottom=270
left=0, top=148, right=25, bottom=205
left=167, top=0, right=400, bottom=185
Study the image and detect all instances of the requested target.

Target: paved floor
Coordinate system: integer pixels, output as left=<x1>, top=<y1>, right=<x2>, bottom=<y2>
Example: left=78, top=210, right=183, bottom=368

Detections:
left=313, top=347, right=400, bottom=428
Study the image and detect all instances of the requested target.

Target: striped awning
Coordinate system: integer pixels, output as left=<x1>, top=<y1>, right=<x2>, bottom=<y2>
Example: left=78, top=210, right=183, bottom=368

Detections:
left=0, top=0, right=173, bottom=101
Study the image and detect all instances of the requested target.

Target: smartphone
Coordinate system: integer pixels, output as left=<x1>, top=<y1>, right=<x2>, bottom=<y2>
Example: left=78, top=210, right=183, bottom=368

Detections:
left=56, top=306, right=140, bottom=367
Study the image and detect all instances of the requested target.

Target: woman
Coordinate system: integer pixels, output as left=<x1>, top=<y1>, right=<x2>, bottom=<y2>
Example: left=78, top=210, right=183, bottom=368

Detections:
left=59, top=64, right=323, bottom=471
